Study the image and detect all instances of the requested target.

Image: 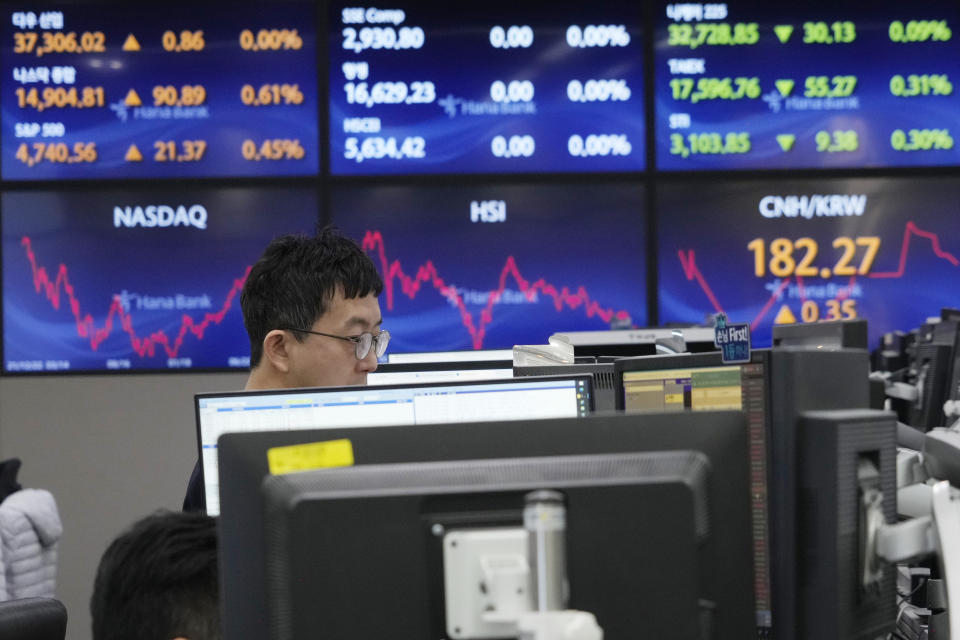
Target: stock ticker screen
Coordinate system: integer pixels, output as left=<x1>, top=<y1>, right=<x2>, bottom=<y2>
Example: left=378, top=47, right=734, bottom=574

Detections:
left=656, top=1, right=960, bottom=170
left=329, top=1, right=645, bottom=175
left=1, top=3, right=319, bottom=180
left=332, top=183, right=647, bottom=352
left=2, top=187, right=318, bottom=373
left=4, top=1, right=960, bottom=371
left=657, top=177, right=960, bottom=347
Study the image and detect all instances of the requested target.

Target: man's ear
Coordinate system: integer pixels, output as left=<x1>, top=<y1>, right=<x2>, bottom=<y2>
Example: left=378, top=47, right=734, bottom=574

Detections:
left=261, top=329, right=293, bottom=373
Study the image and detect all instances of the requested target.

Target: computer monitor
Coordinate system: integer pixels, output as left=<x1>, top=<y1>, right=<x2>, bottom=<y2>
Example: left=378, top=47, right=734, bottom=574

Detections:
left=910, top=343, right=954, bottom=430
left=550, top=327, right=718, bottom=358
left=904, top=317, right=960, bottom=429
left=925, top=317, right=960, bottom=415
left=615, top=351, right=773, bottom=636
left=615, top=347, right=871, bottom=640
left=795, top=410, right=897, bottom=638
left=386, top=349, right=514, bottom=364
left=261, top=452, right=720, bottom=639
left=514, top=362, right=617, bottom=412
left=949, top=338, right=960, bottom=406
left=772, top=319, right=868, bottom=350
left=218, top=411, right=755, bottom=640
left=367, top=360, right=514, bottom=386
left=196, top=375, right=591, bottom=516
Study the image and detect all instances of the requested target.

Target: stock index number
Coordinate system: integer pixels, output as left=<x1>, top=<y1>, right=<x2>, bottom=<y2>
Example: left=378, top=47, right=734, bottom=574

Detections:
left=747, top=236, right=881, bottom=279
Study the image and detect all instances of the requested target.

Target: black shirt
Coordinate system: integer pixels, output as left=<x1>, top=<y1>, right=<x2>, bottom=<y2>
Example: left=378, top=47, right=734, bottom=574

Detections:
left=182, top=459, right=205, bottom=512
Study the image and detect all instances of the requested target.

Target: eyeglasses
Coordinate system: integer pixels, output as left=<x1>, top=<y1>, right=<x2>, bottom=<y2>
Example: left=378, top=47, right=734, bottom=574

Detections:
left=284, top=327, right=390, bottom=360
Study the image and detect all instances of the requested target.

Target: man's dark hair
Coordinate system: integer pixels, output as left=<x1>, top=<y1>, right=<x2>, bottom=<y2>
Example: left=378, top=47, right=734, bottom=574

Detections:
left=91, top=511, right=219, bottom=640
left=241, top=226, right=384, bottom=367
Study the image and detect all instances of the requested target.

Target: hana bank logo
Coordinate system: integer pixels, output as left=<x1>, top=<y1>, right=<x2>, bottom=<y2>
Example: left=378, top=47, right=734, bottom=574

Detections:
left=762, top=90, right=782, bottom=113
left=109, top=99, right=128, bottom=122
left=438, top=94, right=460, bottom=118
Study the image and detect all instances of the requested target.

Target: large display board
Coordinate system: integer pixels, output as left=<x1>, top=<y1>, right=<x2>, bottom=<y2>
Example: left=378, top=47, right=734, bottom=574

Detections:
left=2, top=187, right=318, bottom=372
left=3, top=0, right=960, bottom=372
left=1, top=3, right=319, bottom=180
left=332, top=182, right=647, bottom=352
left=328, top=1, right=645, bottom=175
left=655, top=1, right=960, bottom=170
left=657, top=177, right=960, bottom=347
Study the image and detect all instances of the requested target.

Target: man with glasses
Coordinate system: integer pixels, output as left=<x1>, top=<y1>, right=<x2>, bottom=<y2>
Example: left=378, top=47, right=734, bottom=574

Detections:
left=182, top=226, right=387, bottom=511
left=241, top=227, right=388, bottom=390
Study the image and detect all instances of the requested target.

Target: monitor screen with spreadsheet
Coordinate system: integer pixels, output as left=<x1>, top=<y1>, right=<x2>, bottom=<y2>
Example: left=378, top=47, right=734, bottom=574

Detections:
left=195, top=375, right=592, bottom=515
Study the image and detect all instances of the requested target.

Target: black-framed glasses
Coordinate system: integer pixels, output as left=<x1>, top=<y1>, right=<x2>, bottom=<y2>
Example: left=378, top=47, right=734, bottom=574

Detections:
left=284, top=327, right=390, bottom=360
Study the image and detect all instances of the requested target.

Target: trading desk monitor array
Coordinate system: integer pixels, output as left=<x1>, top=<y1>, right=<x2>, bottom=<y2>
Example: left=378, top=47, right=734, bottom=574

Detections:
left=218, top=410, right=755, bottom=640
left=196, top=375, right=592, bottom=516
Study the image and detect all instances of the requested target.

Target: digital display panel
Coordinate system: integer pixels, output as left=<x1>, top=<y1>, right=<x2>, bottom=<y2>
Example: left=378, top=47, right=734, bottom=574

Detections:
left=2, top=3, right=319, bottom=180
left=332, top=182, right=647, bottom=352
left=329, top=1, right=644, bottom=175
left=2, top=187, right=318, bottom=373
left=657, top=177, right=960, bottom=347
left=655, top=1, right=960, bottom=170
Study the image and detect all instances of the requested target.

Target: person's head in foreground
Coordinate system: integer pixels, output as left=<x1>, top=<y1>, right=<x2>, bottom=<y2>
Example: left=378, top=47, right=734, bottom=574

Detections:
left=91, top=510, right=219, bottom=640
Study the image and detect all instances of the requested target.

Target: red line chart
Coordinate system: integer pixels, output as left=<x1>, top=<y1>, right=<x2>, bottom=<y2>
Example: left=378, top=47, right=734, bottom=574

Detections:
left=361, top=230, right=632, bottom=350
left=678, top=249, right=724, bottom=314
left=20, top=236, right=250, bottom=358
left=676, top=221, right=959, bottom=330
left=869, top=221, right=959, bottom=278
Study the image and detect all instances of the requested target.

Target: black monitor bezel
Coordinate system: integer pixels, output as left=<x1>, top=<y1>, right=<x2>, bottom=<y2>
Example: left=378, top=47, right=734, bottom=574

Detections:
left=263, top=451, right=712, bottom=639
left=218, top=409, right=755, bottom=640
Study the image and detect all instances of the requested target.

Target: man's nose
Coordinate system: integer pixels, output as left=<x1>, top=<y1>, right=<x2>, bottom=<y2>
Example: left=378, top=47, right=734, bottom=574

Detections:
left=358, top=348, right=378, bottom=372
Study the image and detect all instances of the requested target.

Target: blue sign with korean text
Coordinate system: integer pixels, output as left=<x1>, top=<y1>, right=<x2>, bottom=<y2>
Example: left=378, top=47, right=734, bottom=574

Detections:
left=714, top=313, right=751, bottom=363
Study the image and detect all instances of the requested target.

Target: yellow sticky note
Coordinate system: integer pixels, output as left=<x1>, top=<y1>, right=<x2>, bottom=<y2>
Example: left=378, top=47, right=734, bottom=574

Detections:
left=267, top=439, right=355, bottom=475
